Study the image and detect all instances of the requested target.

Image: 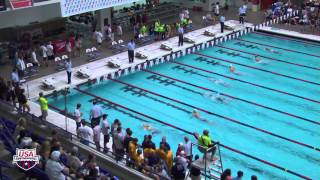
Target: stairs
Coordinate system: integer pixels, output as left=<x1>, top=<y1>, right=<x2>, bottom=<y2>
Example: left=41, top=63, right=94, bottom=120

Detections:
left=189, top=143, right=224, bottom=180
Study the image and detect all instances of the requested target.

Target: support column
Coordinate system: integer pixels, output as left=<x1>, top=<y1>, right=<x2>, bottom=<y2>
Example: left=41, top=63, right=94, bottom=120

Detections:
left=96, top=7, right=112, bottom=33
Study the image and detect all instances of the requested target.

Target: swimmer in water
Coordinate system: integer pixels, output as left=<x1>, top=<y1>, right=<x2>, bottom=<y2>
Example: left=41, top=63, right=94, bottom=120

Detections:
left=229, top=64, right=241, bottom=75
left=265, top=48, right=281, bottom=54
left=204, top=92, right=228, bottom=104
left=208, top=78, right=230, bottom=87
left=191, top=109, right=211, bottom=123
left=254, top=55, right=268, bottom=65
left=142, top=124, right=159, bottom=135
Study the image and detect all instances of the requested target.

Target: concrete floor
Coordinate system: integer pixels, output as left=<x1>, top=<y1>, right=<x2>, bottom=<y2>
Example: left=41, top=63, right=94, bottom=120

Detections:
left=0, top=4, right=318, bottom=82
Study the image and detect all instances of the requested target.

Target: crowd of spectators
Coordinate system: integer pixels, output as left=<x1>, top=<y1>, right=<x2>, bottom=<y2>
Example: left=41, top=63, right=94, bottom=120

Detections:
left=11, top=117, right=118, bottom=180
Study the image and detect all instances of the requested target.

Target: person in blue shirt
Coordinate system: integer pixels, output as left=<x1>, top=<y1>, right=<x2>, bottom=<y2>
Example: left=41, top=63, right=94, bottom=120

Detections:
left=65, top=58, right=72, bottom=84
left=220, top=14, right=225, bottom=33
left=178, top=26, right=184, bottom=46
left=11, top=69, right=20, bottom=85
left=127, top=39, right=135, bottom=63
left=239, top=6, right=246, bottom=24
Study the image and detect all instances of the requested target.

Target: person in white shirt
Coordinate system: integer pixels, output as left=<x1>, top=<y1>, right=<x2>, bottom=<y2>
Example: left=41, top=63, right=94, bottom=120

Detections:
left=184, top=136, right=192, bottom=161
left=77, top=120, right=93, bottom=145
left=93, top=122, right=101, bottom=151
left=30, top=47, right=40, bottom=66
left=17, top=130, right=32, bottom=148
left=117, top=24, right=123, bottom=37
left=45, top=151, right=69, bottom=180
left=101, top=114, right=110, bottom=152
left=183, top=8, right=190, bottom=19
left=46, top=42, right=54, bottom=61
left=214, top=2, right=220, bottom=16
left=113, top=127, right=125, bottom=160
left=65, top=39, right=72, bottom=58
left=40, top=43, right=48, bottom=67
left=16, top=55, right=26, bottom=78
left=94, top=30, right=103, bottom=47
left=74, top=103, right=82, bottom=129
left=90, top=99, right=102, bottom=126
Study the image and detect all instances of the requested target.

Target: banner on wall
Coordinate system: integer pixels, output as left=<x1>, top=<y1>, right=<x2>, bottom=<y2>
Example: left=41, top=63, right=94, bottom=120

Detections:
left=60, top=0, right=139, bottom=17
left=10, top=0, right=32, bottom=9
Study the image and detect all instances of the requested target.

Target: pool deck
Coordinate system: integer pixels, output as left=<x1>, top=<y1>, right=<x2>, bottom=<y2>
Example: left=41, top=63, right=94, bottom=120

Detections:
left=24, top=19, right=254, bottom=149
left=259, top=26, right=320, bottom=43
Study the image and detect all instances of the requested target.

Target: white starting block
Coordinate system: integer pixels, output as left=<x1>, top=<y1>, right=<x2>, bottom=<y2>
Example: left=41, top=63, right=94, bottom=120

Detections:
left=135, top=51, right=148, bottom=59
left=203, top=29, right=219, bottom=37
left=76, top=67, right=91, bottom=78
left=106, top=58, right=121, bottom=69
left=224, top=22, right=237, bottom=31
left=160, top=42, right=173, bottom=51
left=183, top=35, right=196, bottom=43
left=41, top=78, right=56, bottom=90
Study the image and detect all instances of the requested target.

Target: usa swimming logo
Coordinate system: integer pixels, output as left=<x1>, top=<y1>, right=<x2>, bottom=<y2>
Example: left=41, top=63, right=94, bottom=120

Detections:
left=13, top=148, right=40, bottom=171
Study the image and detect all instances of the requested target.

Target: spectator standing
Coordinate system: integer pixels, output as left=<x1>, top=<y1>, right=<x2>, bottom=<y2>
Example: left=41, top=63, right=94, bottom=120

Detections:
left=46, top=42, right=54, bottom=61
left=74, top=103, right=82, bottom=129
left=93, top=122, right=101, bottom=151
left=117, top=24, right=123, bottom=37
left=123, top=128, right=134, bottom=152
left=178, top=26, right=184, bottom=47
left=89, top=99, right=102, bottom=126
left=127, top=39, right=135, bottom=63
left=16, top=55, right=26, bottom=78
left=184, top=136, right=192, bottom=161
left=11, top=69, right=20, bottom=85
left=113, top=127, right=125, bottom=161
left=38, top=92, right=48, bottom=124
left=160, top=136, right=170, bottom=150
left=77, top=120, right=93, bottom=145
left=17, top=89, right=30, bottom=113
left=220, top=14, right=225, bottom=33
left=65, top=58, right=72, bottom=84
left=232, top=171, right=244, bottom=180
left=45, top=151, right=69, bottom=180
left=40, top=43, right=48, bottom=67
left=214, top=2, right=220, bottom=16
left=101, top=114, right=110, bottom=152
left=31, top=47, right=40, bottom=66
left=94, top=30, right=103, bottom=47
left=75, top=35, right=82, bottom=57
left=65, top=39, right=72, bottom=58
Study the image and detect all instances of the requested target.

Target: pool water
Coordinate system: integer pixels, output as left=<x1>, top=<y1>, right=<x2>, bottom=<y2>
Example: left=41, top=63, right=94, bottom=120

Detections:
left=47, top=32, right=320, bottom=180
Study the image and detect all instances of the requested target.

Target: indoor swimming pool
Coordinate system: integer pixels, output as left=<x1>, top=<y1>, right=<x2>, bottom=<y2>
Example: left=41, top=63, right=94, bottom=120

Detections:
left=46, top=32, right=320, bottom=180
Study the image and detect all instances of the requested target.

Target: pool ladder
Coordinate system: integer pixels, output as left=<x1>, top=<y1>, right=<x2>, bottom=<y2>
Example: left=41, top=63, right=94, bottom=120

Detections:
left=189, top=142, right=224, bottom=180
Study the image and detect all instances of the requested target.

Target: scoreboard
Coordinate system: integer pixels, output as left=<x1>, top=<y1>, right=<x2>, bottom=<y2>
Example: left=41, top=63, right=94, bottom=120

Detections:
left=60, top=0, right=138, bottom=17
